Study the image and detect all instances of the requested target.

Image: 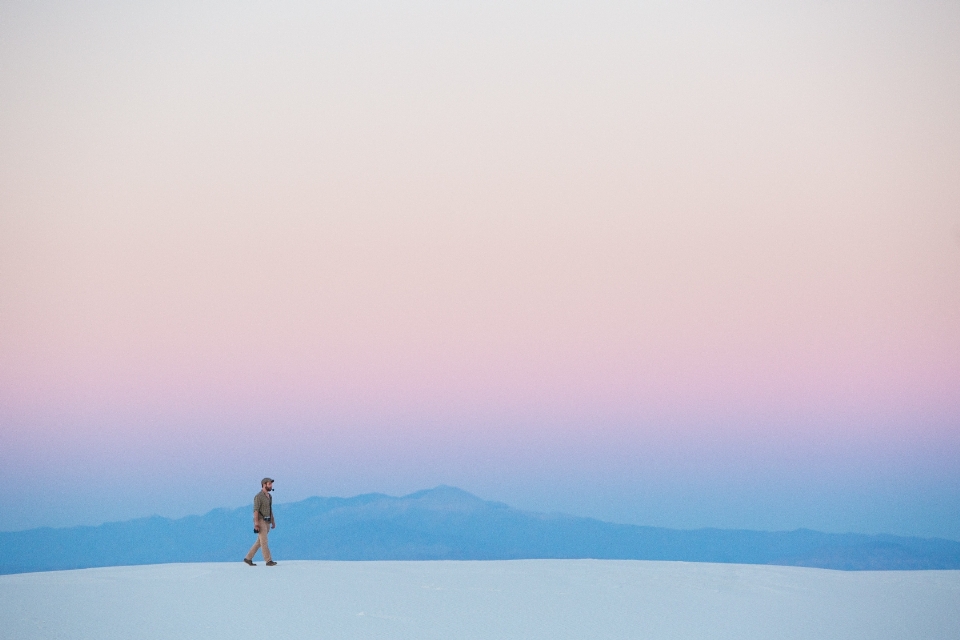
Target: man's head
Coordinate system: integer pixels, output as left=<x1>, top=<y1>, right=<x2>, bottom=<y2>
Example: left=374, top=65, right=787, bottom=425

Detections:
left=261, top=477, right=274, bottom=491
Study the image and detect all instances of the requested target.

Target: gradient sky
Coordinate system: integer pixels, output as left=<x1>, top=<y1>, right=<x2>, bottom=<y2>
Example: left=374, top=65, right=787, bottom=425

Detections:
left=2, top=0, right=959, bottom=539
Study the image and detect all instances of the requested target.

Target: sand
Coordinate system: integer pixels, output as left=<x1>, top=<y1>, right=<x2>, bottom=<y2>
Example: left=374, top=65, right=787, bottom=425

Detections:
left=3, top=560, right=959, bottom=639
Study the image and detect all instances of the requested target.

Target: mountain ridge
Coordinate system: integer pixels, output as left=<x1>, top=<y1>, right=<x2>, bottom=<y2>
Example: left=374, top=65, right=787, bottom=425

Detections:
left=3, top=486, right=958, bottom=574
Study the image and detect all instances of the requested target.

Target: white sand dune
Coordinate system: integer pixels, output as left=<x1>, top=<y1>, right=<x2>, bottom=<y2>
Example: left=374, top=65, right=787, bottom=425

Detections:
left=3, top=560, right=958, bottom=639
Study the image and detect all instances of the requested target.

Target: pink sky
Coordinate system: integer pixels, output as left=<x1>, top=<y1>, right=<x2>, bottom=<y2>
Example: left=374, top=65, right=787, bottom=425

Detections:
left=1, top=0, right=959, bottom=537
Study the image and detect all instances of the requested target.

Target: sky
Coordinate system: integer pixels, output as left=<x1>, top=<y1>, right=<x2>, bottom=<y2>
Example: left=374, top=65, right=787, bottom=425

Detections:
left=1, top=0, right=959, bottom=539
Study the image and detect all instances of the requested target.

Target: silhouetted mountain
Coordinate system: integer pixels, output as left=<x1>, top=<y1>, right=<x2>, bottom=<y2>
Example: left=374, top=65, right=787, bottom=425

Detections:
left=3, top=486, right=958, bottom=574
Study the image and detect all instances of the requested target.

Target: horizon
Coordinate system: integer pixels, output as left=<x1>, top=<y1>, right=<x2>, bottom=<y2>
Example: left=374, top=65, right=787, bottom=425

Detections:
left=5, top=484, right=960, bottom=544
left=6, top=481, right=960, bottom=577
left=2, top=0, right=959, bottom=541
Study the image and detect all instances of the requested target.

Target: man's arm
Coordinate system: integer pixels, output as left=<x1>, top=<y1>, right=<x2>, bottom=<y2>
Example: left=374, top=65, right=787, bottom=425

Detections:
left=253, top=493, right=265, bottom=530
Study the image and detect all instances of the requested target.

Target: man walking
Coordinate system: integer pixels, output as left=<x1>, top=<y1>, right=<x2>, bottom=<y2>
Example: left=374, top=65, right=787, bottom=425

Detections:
left=244, top=477, right=277, bottom=566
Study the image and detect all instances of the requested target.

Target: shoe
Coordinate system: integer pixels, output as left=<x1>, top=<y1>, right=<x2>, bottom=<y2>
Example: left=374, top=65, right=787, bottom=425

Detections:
left=266, top=561, right=277, bottom=566
left=244, top=558, right=256, bottom=566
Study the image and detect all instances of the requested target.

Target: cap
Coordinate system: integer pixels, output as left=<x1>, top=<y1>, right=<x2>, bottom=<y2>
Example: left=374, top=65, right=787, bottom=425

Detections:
left=261, top=477, right=275, bottom=485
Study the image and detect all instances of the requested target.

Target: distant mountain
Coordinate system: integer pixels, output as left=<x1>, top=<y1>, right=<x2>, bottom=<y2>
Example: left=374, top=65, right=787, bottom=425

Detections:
left=3, top=486, right=959, bottom=574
